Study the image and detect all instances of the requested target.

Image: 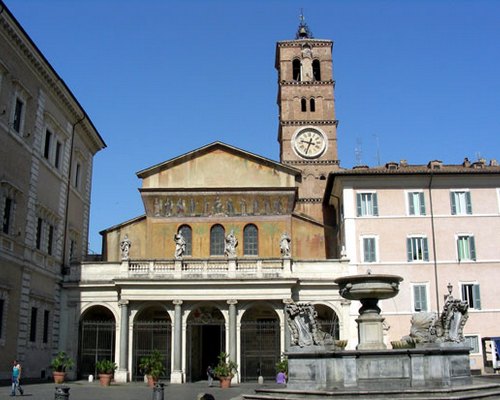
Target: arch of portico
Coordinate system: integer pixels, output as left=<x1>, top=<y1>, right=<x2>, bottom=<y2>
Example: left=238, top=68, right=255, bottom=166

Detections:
left=77, top=304, right=117, bottom=379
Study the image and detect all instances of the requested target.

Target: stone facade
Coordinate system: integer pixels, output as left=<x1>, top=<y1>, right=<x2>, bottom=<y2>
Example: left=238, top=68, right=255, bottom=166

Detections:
left=0, top=3, right=105, bottom=379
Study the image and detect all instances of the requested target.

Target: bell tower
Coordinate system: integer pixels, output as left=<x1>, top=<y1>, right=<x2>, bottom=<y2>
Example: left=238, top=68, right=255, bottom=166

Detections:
left=276, top=16, right=339, bottom=222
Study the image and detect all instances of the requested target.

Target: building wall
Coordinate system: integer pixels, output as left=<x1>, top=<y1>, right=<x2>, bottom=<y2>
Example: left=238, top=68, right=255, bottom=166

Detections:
left=333, top=169, right=500, bottom=372
left=0, top=5, right=104, bottom=379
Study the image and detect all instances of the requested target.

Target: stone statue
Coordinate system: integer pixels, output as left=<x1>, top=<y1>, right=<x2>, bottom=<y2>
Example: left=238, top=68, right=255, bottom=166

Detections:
left=120, top=234, right=131, bottom=260
left=153, top=198, right=161, bottom=216
left=285, top=302, right=334, bottom=347
left=240, top=198, right=247, bottom=215
left=280, top=232, right=291, bottom=258
left=174, top=232, right=186, bottom=259
left=224, top=230, right=238, bottom=257
left=164, top=198, right=172, bottom=217
left=403, top=285, right=469, bottom=346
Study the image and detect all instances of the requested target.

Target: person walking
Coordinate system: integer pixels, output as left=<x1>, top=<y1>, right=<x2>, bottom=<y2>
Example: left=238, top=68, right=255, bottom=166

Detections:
left=10, top=360, right=24, bottom=396
left=206, top=364, right=214, bottom=387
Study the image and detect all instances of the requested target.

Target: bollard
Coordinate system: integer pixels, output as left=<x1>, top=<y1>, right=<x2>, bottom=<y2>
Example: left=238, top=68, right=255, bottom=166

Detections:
left=54, top=386, right=70, bottom=400
left=152, top=382, right=165, bottom=400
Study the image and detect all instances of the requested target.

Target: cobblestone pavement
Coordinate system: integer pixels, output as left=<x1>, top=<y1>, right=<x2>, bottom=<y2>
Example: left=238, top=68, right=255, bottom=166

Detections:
left=0, top=380, right=276, bottom=400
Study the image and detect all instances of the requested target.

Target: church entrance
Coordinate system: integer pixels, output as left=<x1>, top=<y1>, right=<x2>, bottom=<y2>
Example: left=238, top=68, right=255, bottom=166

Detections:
left=187, top=306, right=225, bottom=382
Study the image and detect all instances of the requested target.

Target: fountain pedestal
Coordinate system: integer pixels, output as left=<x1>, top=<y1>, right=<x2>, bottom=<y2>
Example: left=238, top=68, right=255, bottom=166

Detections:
left=335, top=274, right=402, bottom=350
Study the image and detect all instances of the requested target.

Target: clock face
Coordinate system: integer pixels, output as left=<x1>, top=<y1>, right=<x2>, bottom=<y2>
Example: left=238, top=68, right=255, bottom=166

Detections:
left=293, top=128, right=327, bottom=159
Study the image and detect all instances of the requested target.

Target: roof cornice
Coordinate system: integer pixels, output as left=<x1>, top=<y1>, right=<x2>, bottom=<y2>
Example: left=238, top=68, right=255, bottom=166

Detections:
left=0, top=1, right=106, bottom=153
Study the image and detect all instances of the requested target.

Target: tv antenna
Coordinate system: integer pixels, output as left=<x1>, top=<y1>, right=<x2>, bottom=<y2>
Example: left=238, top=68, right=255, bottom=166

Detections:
left=355, top=137, right=363, bottom=166
left=373, top=134, right=381, bottom=165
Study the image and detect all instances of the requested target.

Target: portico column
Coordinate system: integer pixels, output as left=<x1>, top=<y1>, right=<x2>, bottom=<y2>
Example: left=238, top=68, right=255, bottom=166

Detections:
left=227, top=299, right=238, bottom=382
left=171, top=300, right=183, bottom=383
left=115, top=300, right=129, bottom=383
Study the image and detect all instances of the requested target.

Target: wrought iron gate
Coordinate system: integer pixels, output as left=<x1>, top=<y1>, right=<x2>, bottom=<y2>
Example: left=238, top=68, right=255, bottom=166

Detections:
left=241, top=319, right=280, bottom=382
left=132, top=321, right=171, bottom=381
left=78, top=320, right=116, bottom=378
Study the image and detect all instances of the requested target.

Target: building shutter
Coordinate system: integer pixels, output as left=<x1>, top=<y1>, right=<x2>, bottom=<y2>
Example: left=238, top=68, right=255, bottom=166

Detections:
left=356, top=193, right=362, bottom=217
left=423, top=238, right=429, bottom=261
left=372, top=193, right=379, bottom=216
left=408, top=193, right=415, bottom=215
left=450, top=192, right=457, bottom=215
left=473, top=284, right=481, bottom=309
left=406, top=238, right=412, bottom=262
left=457, top=237, right=462, bottom=261
left=419, top=192, right=426, bottom=215
left=470, top=236, right=476, bottom=261
left=465, top=191, right=472, bottom=214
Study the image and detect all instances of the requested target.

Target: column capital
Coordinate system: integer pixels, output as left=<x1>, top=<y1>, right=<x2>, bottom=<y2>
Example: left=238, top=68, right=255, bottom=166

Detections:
left=227, top=299, right=238, bottom=305
left=173, top=300, right=183, bottom=306
left=118, top=299, right=129, bottom=307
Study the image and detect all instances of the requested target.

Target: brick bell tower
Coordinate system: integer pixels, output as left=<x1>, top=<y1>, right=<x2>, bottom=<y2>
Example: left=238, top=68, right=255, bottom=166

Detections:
left=276, top=16, right=339, bottom=223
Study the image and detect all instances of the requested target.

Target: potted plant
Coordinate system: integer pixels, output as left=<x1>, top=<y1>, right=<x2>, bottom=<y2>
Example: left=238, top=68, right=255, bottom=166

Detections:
left=50, top=351, right=74, bottom=384
left=139, top=350, right=166, bottom=387
left=275, top=356, right=288, bottom=384
left=213, top=352, right=238, bottom=388
left=95, top=359, right=117, bottom=386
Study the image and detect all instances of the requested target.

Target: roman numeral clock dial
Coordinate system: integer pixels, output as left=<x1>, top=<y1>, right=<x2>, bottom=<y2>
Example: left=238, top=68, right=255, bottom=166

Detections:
left=292, top=128, right=327, bottom=159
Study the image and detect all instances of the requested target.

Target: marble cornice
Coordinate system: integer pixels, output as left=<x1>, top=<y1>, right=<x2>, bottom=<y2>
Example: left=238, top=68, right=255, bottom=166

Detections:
left=277, top=40, right=332, bottom=48
left=280, top=120, right=339, bottom=127
left=284, top=159, right=340, bottom=166
left=280, top=80, right=335, bottom=86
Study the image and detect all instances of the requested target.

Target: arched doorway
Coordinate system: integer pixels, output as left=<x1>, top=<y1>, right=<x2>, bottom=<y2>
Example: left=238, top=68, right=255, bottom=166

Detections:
left=241, top=304, right=280, bottom=382
left=187, top=306, right=225, bottom=382
left=315, top=304, right=340, bottom=340
left=78, top=305, right=116, bottom=379
left=132, top=305, right=171, bottom=381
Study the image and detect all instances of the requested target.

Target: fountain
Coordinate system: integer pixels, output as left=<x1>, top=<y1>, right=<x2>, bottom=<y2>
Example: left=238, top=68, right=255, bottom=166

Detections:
left=244, top=273, right=500, bottom=399
left=334, top=273, right=402, bottom=350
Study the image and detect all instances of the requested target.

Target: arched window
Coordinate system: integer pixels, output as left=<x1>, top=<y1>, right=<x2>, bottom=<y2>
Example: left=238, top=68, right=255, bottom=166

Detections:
left=178, top=225, right=192, bottom=256
left=310, top=98, right=316, bottom=112
left=292, top=59, right=301, bottom=81
left=312, top=59, right=321, bottom=81
left=210, top=225, right=225, bottom=256
left=243, top=224, right=258, bottom=256
left=301, top=98, right=307, bottom=112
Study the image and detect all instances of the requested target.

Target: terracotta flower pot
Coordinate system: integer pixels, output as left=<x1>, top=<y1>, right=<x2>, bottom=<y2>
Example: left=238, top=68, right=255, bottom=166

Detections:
left=99, top=373, right=113, bottom=386
left=53, top=371, right=66, bottom=384
left=219, top=376, right=232, bottom=388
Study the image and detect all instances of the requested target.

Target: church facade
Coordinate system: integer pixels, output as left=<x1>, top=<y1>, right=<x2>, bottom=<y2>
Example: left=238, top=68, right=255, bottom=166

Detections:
left=62, top=22, right=354, bottom=383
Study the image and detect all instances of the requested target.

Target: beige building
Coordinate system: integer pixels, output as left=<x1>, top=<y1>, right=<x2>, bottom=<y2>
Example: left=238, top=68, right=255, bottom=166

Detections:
left=0, top=3, right=105, bottom=379
left=327, top=160, right=500, bottom=372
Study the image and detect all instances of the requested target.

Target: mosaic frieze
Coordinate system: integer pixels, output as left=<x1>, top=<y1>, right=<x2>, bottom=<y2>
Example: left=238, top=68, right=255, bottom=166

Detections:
left=144, top=193, right=294, bottom=218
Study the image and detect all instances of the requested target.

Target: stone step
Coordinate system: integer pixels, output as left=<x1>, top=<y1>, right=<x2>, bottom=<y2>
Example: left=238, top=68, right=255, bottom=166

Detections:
left=241, top=382, right=500, bottom=400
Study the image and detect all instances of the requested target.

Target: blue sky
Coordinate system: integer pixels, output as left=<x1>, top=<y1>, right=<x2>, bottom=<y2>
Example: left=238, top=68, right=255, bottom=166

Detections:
left=6, top=0, right=500, bottom=253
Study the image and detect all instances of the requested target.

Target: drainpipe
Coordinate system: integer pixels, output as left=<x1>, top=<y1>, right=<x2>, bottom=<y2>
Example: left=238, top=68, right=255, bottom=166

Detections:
left=61, top=115, right=86, bottom=275
left=428, top=172, right=440, bottom=315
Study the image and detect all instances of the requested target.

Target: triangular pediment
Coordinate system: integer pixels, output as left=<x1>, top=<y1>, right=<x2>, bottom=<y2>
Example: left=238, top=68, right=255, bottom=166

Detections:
left=137, top=141, right=300, bottom=189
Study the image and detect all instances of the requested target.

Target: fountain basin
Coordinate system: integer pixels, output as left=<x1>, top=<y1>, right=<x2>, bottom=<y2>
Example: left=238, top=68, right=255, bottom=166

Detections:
left=334, top=274, right=403, bottom=301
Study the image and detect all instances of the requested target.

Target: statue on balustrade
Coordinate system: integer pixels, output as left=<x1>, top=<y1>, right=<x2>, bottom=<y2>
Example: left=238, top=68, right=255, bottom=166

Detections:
left=224, top=230, right=238, bottom=258
left=120, top=234, right=131, bottom=260
left=174, top=232, right=186, bottom=259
